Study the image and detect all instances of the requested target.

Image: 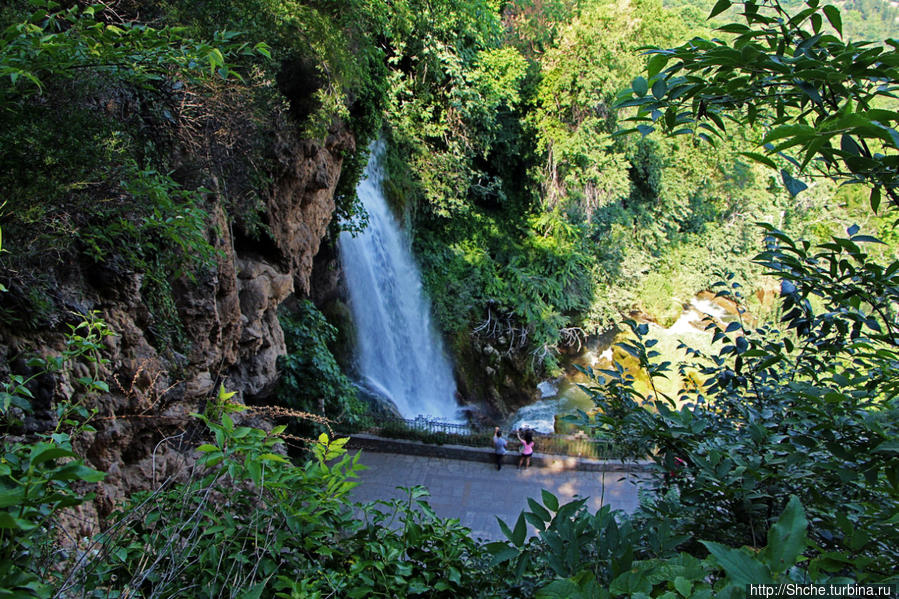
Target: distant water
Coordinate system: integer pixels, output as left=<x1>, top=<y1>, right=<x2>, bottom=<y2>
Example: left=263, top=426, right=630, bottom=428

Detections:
left=507, top=297, right=735, bottom=432
left=666, top=298, right=731, bottom=334
left=338, top=141, right=461, bottom=422
left=506, top=380, right=594, bottom=434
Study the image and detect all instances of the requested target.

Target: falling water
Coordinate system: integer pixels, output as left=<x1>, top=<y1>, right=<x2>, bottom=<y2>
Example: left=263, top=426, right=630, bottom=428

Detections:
left=338, top=141, right=461, bottom=422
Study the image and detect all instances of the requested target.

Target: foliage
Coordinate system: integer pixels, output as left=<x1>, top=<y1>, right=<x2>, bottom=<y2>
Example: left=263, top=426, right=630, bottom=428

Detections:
left=331, top=485, right=490, bottom=598
left=416, top=208, right=594, bottom=370
left=59, top=413, right=494, bottom=598
left=502, top=0, right=580, bottom=58
left=412, top=0, right=820, bottom=374
left=0, top=1, right=267, bottom=101
left=563, top=226, right=899, bottom=578
left=489, top=490, right=860, bottom=598
left=374, top=0, right=529, bottom=219
left=839, top=0, right=899, bottom=40
left=276, top=301, right=364, bottom=426
left=476, top=4, right=899, bottom=594
left=589, top=5, right=899, bottom=579
left=379, top=0, right=529, bottom=219
left=151, top=0, right=385, bottom=141
left=415, top=0, right=899, bottom=381
left=79, top=165, right=217, bottom=279
left=79, top=424, right=364, bottom=597
left=531, top=0, right=686, bottom=215
left=0, top=2, right=262, bottom=336
left=0, top=433, right=105, bottom=598
left=0, top=312, right=112, bottom=598
left=618, top=0, right=899, bottom=210
left=477, top=225, right=898, bottom=598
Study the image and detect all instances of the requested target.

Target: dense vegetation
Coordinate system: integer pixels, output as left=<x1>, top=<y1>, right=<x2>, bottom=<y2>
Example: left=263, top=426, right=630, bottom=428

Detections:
left=0, top=0, right=248, bottom=340
left=276, top=301, right=364, bottom=426
left=1, top=0, right=895, bottom=374
left=384, top=0, right=899, bottom=382
left=1, top=0, right=898, bottom=597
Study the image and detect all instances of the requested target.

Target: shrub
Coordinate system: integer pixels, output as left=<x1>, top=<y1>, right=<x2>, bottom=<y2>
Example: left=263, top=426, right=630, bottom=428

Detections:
left=485, top=226, right=899, bottom=596
left=276, top=301, right=364, bottom=426
left=73, top=398, right=493, bottom=598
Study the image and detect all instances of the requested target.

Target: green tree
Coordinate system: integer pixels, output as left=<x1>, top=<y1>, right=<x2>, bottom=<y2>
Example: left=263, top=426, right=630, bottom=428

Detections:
left=532, top=0, right=688, bottom=216
left=511, top=0, right=899, bottom=590
left=380, top=0, right=529, bottom=219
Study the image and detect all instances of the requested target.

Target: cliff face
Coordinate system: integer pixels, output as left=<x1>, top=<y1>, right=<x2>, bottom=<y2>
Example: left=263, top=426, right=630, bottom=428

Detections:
left=0, top=121, right=353, bottom=524
left=111, top=127, right=350, bottom=511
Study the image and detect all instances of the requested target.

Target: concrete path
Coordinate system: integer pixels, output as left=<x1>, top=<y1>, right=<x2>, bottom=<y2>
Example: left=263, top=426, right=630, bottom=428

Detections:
left=348, top=450, right=645, bottom=541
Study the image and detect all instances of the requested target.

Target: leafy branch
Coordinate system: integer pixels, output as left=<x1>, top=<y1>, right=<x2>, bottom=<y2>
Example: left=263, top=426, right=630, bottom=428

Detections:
left=616, top=0, right=899, bottom=210
left=0, top=1, right=270, bottom=102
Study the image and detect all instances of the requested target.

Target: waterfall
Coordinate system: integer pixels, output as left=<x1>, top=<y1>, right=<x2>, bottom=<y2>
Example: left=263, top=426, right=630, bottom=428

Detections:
left=338, top=141, right=461, bottom=422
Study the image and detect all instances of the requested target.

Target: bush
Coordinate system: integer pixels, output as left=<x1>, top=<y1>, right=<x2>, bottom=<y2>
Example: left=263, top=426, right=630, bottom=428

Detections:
left=485, top=225, right=899, bottom=596
left=276, top=301, right=364, bottom=426
left=68, top=397, right=494, bottom=598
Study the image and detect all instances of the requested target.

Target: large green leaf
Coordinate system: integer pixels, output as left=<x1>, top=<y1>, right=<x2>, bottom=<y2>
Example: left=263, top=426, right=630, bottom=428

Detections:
left=781, top=169, right=808, bottom=197
left=486, top=542, right=519, bottom=567
left=610, top=568, right=653, bottom=595
left=541, top=489, right=559, bottom=512
left=511, top=512, right=527, bottom=547
left=28, top=444, right=76, bottom=467
left=0, top=510, right=37, bottom=530
left=763, top=495, right=807, bottom=572
left=537, top=579, right=582, bottom=599
left=700, top=541, right=771, bottom=584
left=708, top=0, right=732, bottom=19
left=527, top=497, right=551, bottom=524
left=0, top=485, right=25, bottom=509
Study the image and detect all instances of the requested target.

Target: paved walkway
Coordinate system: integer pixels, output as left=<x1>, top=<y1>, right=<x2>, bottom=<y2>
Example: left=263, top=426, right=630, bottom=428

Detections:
left=348, top=451, right=645, bottom=541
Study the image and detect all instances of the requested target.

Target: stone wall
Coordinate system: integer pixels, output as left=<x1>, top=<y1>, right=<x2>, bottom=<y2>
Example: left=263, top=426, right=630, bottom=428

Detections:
left=346, top=434, right=652, bottom=473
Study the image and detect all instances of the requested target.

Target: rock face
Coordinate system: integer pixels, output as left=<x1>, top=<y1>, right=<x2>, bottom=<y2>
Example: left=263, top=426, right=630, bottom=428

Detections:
left=451, top=329, right=537, bottom=421
left=268, top=130, right=354, bottom=296
left=232, top=255, right=294, bottom=397
left=0, top=121, right=354, bottom=532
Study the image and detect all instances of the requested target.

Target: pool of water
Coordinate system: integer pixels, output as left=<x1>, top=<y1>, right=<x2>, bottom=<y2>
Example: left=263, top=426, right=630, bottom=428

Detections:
left=505, top=297, right=738, bottom=433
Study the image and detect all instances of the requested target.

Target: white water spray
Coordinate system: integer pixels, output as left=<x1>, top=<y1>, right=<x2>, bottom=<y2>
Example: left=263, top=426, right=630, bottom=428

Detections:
left=338, top=141, right=461, bottom=421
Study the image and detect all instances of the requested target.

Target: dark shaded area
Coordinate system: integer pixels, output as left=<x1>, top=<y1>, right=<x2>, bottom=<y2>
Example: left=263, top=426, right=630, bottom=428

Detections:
left=277, top=55, right=325, bottom=125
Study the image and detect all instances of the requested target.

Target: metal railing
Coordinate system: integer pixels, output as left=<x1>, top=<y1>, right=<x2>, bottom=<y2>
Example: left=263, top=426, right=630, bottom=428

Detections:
left=344, top=415, right=628, bottom=460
